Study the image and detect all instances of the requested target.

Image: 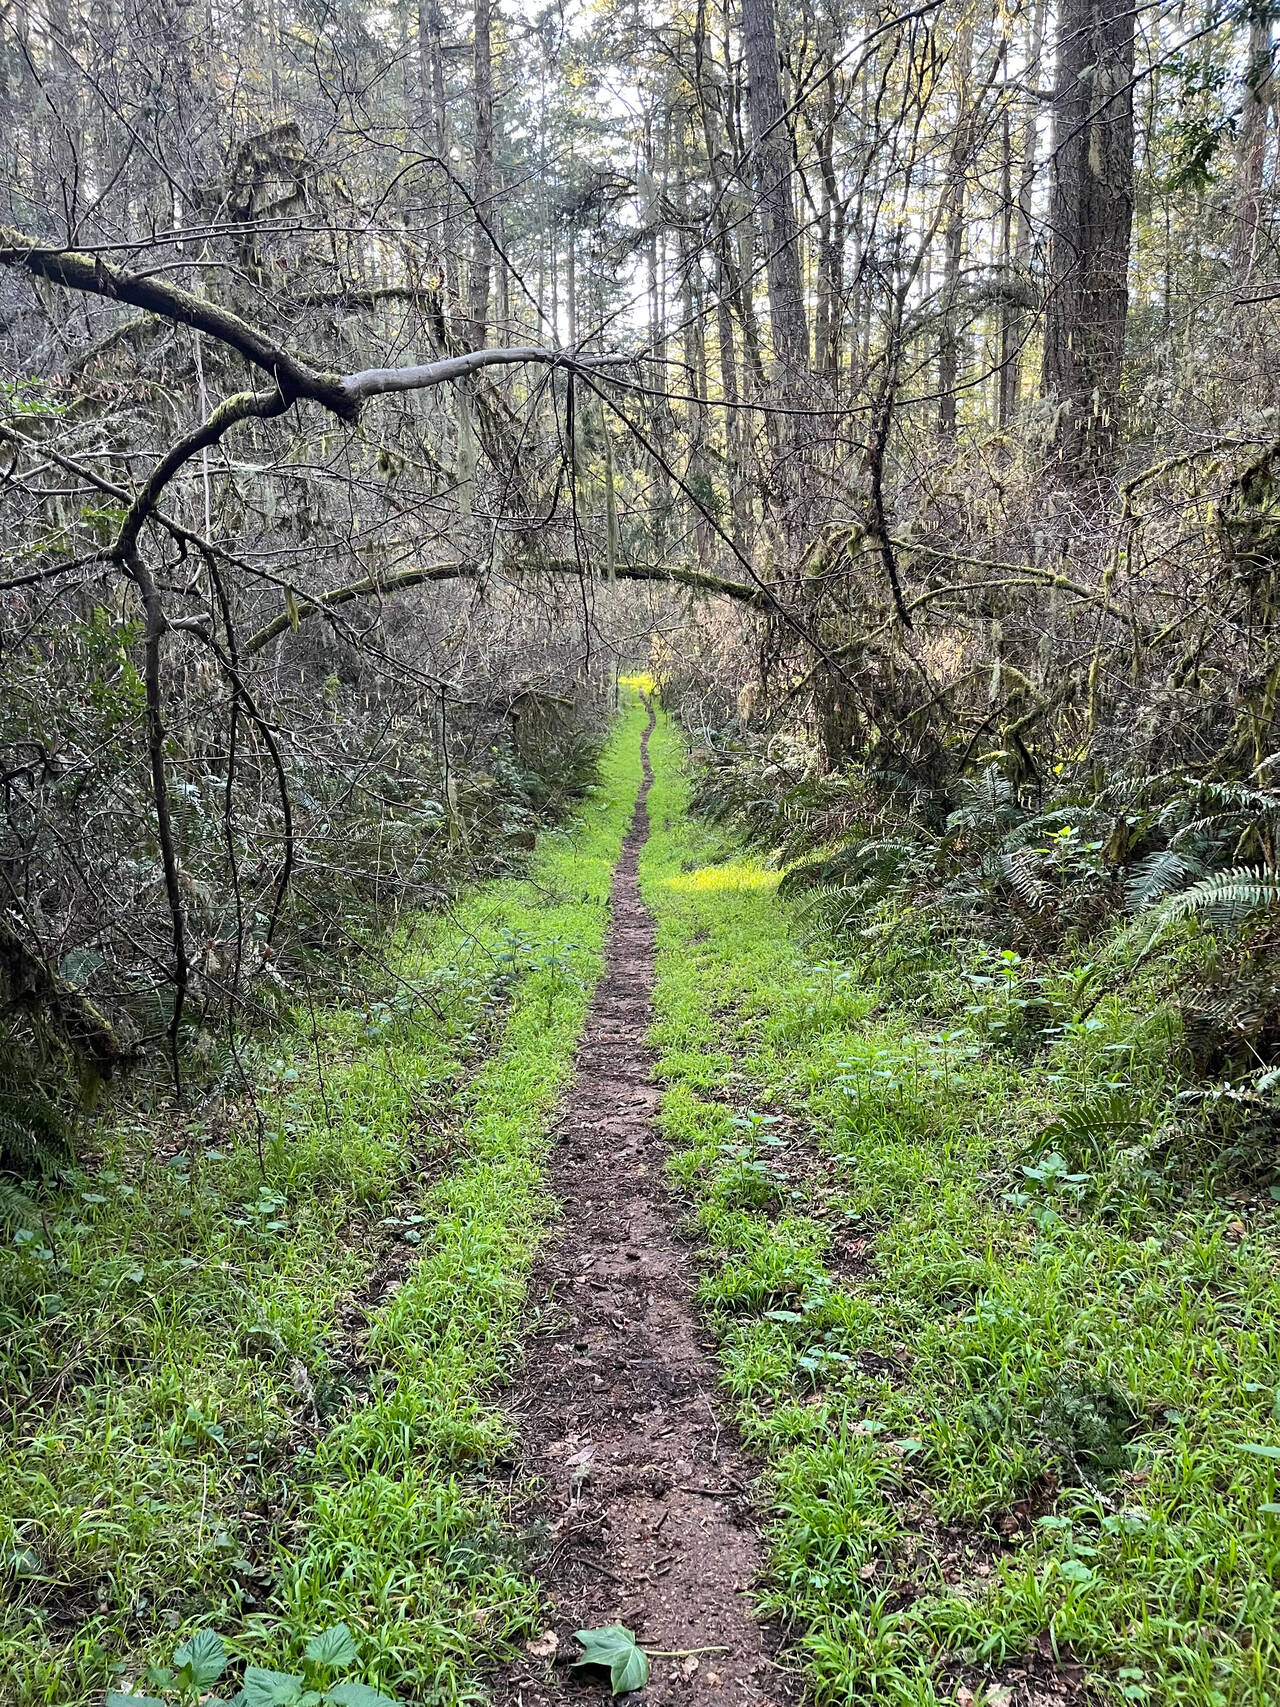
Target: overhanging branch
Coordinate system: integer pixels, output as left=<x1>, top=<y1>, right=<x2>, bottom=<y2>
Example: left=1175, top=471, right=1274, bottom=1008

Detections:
left=0, top=226, right=631, bottom=420
left=244, top=558, right=768, bottom=655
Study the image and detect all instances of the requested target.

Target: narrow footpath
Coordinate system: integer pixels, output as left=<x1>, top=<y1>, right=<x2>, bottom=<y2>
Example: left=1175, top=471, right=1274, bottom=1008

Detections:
left=499, top=703, right=788, bottom=1707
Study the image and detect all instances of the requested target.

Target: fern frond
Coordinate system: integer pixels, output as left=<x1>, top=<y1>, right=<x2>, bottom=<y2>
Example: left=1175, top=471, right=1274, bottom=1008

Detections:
left=780, top=837, right=922, bottom=900
left=1000, top=806, right=1106, bottom=854
left=793, top=882, right=877, bottom=937
left=946, top=780, right=1022, bottom=839
left=1036, top=1089, right=1146, bottom=1166
left=1125, top=848, right=1204, bottom=914
left=1156, top=865, right=1280, bottom=928
left=1002, top=848, right=1055, bottom=908
left=0, top=1174, right=38, bottom=1228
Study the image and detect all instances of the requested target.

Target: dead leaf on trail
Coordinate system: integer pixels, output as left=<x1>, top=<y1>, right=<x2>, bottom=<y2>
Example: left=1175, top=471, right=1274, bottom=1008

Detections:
left=566, top=1443, right=596, bottom=1482
left=679, top=1655, right=699, bottom=1680
left=956, top=1689, right=975, bottom=1707
left=986, top=1688, right=1013, bottom=1707
left=526, top=1630, right=559, bottom=1659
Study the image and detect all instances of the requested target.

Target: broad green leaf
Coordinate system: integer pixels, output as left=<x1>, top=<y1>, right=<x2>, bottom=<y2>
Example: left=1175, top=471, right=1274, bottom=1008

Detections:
left=304, top=1623, right=359, bottom=1671
left=325, top=1683, right=398, bottom=1706
left=1239, top=1442, right=1280, bottom=1460
left=573, top=1625, right=633, bottom=1673
left=572, top=1625, right=650, bottom=1696
left=174, top=1628, right=227, bottom=1687
left=610, top=1643, right=649, bottom=1696
left=2, top=1545, right=44, bottom=1578
left=242, top=1667, right=307, bottom=1706
left=106, top=1694, right=166, bottom=1707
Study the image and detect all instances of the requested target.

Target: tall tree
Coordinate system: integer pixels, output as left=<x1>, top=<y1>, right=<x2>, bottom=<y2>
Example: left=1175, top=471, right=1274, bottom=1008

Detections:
left=1041, top=0, right=1136, bottom=471
left=1233, top=10, right=1275, bottom=282
left=468, top=0, right=495, bottom=347
left=741, top=0, right=810, bottom=383
left=938, top=16, right=976, bottom=440
left=998, top=0, right=1045, bottom=427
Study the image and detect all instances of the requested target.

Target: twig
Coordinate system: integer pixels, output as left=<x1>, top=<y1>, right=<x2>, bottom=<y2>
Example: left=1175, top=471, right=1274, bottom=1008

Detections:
left=565, top=1551, right=627, bottom=1585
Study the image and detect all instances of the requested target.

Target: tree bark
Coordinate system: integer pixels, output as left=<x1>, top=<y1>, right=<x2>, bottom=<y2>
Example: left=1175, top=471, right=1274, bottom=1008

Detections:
left=1041, top=0, right=1136, bottom=473
left=741, top=0, right=809, bottom=384
left=0, top=919, right=129, bottom=1078
left=997, top=105, right=1017, bottom=427
left=423, top=0, right=463, bottom=339
left=1233, top=14, right=1274, bottom=283
left=1000, top=0, right=1045, bottom=425
left=468, top=0, right=495, bottom=348
left=938, top=20, right=975, bottom=439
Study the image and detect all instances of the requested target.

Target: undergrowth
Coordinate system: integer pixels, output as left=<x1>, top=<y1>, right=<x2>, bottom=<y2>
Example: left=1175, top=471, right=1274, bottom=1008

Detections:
left=642, top=710, right=1280, bottom=1707
left=0, top=697, right=650, bottom=1707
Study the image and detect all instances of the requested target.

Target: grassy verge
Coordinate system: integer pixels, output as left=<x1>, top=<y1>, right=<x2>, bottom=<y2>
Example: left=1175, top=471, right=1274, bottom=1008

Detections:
left=640, top=708, right=1280, bottom=1707
left=1, top=696, right=649, bottom=1707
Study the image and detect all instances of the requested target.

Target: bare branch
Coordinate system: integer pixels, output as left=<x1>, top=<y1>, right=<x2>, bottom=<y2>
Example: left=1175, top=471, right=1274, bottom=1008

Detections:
left=0, top=227, right=631, bottom=421
left=243, top=558, right=770, bottom=656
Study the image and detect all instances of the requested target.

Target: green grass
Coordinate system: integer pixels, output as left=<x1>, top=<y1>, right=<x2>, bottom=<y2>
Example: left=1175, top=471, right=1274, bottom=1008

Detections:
left=639, top=709, right=1280, bottom=1707
left=0, top=696, right=650, bottom=1707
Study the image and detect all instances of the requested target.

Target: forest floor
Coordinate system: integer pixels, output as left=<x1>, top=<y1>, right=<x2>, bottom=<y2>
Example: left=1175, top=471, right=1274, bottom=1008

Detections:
left=3, top=691, right=1280, bottom=1707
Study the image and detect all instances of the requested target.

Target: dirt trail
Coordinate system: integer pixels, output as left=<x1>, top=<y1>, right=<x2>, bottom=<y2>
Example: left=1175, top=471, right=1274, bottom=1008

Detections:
left=497, top=704, right=788, bottom=1707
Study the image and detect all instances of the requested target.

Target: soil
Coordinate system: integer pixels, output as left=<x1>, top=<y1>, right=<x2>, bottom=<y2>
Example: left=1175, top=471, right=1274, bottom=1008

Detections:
left=495, top=703, right=792, bottom=1707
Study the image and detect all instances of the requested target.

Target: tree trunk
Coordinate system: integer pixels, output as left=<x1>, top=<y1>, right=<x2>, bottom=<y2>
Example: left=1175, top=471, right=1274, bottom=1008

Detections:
left=938, top=21, right=975, bottom=440
left=1001, top=0, right=1045, bottom=425
left=691, top=0, right=752, bottom=543
left=1233, top=14, right=1273, bottom=283
left=678, top=142, right=712, bottom=564
left=997, top=104, right=1017, bottom=428
left=715, top=261, right=749, bottom=547
left=813, top=64, right=840, bottom=381
left=741, top=0, right=809, bottom=383
left=566, top=223, right=577, bottom=348
left=423, top=0, right=462, bottom=340
left=467, top=0, right=495, bottom=348
left=1041, top=0, right=1136, bottom=473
